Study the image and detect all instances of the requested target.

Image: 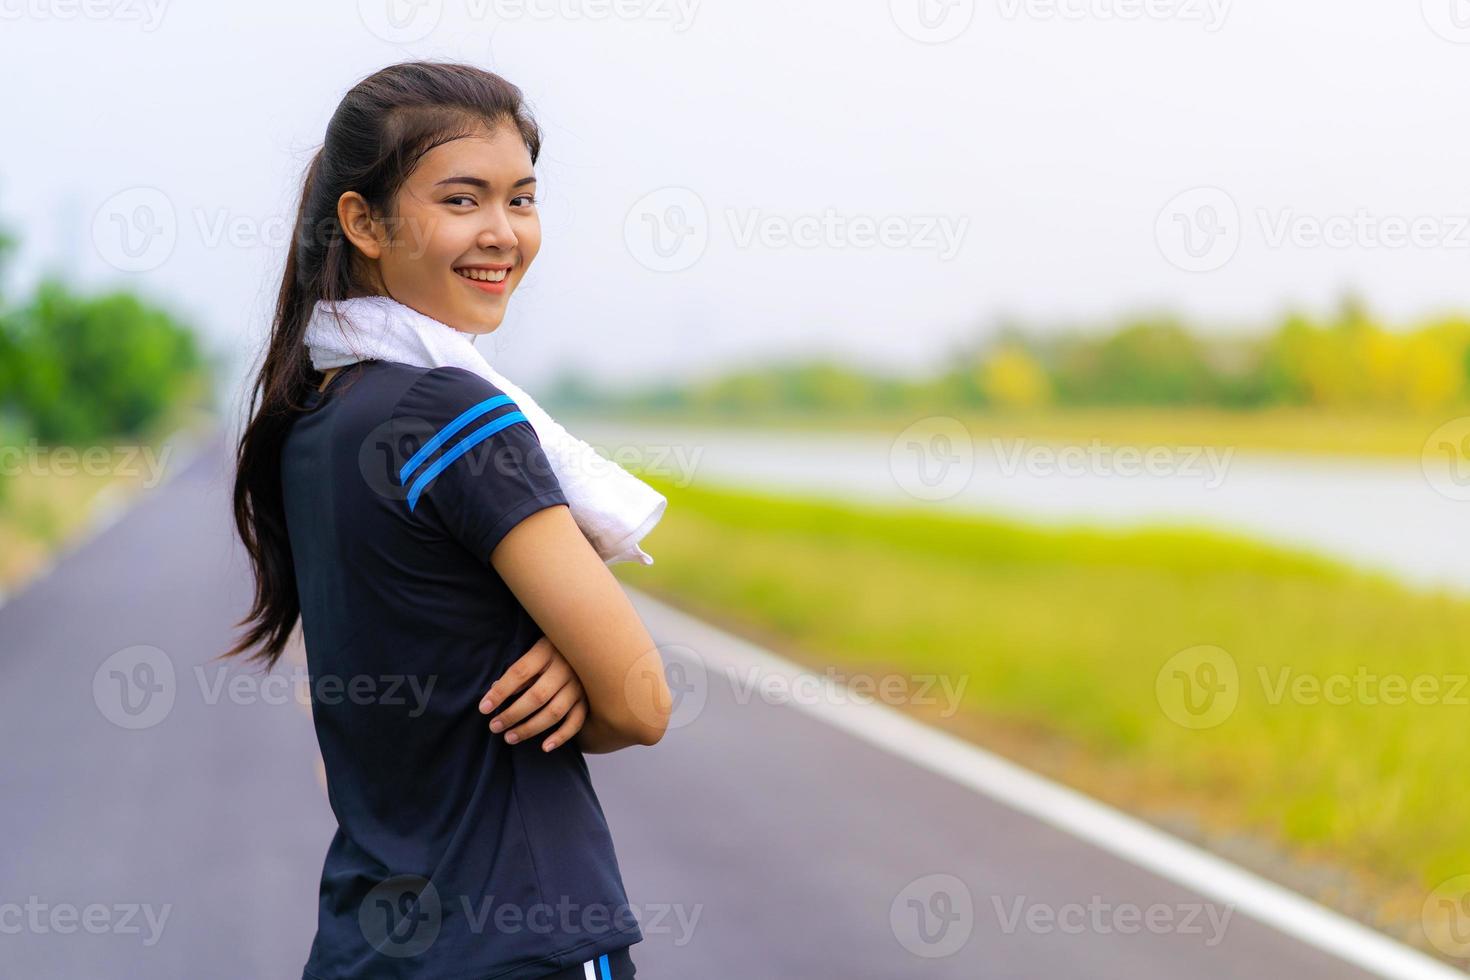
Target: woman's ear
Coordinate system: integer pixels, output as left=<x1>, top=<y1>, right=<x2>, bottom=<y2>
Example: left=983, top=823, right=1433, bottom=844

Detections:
left=337, top=190, right=384, bottom=260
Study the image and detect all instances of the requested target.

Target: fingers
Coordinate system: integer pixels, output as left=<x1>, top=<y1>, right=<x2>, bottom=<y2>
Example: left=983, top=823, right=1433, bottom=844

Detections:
left=479, top=635, right=555, bottom=714
left=487, top=668, right=575, bottom=735
left=494, top=682, right=583, bottom=746
left=531, top=650, right=575, bottom=690
left=538, top=699, right=588, bottom=752
left=477, top=634, right=589, bottom=752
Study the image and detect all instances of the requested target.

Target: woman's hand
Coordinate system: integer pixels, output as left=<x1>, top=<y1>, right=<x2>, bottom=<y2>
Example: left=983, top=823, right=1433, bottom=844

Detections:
left=478, top=635, right=589, bottom=752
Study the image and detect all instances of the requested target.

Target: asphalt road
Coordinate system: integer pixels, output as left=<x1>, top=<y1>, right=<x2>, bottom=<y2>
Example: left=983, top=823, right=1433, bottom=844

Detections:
left=0, top=432, right=1433, bottom=978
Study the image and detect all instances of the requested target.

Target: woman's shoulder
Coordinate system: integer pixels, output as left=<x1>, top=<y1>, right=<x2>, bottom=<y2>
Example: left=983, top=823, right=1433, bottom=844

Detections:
left=390, top=366, right=525, bottom=432
left=321, top=363, right=533, bottom=464
left=401, top=364, right=512, bottom=403
left=322, top=361, right=507, bottom=418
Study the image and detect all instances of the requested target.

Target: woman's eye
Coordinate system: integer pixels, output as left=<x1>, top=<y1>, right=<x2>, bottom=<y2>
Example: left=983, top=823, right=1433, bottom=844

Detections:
left=512, top=195, right=538, bottom=208
left=446, top=195, right=476, bottom=207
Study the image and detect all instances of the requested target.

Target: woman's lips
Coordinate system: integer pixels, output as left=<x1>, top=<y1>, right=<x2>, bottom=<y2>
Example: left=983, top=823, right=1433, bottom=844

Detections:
left=454, top=268, right=510, bottom=295
left=458, top=275, right=507, bottom=295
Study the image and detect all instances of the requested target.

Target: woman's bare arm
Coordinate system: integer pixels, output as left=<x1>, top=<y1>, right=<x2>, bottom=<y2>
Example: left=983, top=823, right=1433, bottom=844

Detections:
left=491, top=503, right=671, bottom=751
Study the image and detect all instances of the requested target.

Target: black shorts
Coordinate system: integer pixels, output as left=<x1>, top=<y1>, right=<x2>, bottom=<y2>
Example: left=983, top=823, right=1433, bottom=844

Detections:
left=539, top=944, right=637, bottom=979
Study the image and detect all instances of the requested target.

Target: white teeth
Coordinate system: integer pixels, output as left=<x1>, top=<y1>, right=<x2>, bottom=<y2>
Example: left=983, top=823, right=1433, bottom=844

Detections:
left=455, top=267, right=509, bottom=282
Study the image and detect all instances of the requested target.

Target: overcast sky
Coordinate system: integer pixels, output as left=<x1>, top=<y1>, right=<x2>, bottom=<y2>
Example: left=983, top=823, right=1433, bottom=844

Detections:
left=4, top=0, right=1470, bottom=404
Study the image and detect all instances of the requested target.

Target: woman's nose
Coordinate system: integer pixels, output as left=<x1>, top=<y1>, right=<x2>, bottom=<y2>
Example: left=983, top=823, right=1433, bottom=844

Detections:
left=477, top=208, right=518, bottom=249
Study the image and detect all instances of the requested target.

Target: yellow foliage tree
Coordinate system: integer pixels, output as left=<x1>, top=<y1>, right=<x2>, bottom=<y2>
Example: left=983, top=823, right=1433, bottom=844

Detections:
left=981, top=346, right=1051, bottom=410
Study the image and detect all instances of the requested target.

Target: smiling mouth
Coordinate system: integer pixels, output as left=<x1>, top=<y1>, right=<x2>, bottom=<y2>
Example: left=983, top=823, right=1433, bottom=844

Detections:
left=453, top=266, right=511, bottom=283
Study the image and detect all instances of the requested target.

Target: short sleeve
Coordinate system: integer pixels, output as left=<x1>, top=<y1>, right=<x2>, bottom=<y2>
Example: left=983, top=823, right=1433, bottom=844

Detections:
left=390, top=366, right=567, bottom=560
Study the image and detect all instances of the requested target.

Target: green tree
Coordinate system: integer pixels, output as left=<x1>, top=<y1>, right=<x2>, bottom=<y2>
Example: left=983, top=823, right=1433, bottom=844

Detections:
left=5, top=278, right=204, bottom=443
left=1049, top=317, right=1218, bottom=406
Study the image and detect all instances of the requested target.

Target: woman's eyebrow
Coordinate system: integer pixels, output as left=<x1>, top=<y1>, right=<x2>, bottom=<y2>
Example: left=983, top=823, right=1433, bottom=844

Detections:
left=434, top=175, right=537, bottom=189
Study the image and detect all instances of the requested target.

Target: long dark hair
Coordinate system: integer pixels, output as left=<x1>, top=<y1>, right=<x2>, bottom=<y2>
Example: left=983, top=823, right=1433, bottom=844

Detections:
left=225, top=61, right=542, bottom=669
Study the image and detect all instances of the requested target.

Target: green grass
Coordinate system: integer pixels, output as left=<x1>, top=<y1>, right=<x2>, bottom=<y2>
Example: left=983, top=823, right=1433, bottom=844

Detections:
left=0, top=402, right=215, bottom=593
left=619, top=472, right=1470, bottom=933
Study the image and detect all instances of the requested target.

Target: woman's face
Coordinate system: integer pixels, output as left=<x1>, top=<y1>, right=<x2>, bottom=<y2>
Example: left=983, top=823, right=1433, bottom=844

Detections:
left=342, top=119, right=540, bottom=335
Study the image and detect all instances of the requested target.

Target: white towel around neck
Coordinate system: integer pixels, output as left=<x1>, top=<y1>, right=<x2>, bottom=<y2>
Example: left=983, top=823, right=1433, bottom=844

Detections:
left=302, top=294, right=665, bottom=566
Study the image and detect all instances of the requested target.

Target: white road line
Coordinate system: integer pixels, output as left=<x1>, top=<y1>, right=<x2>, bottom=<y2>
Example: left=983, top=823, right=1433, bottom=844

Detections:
left=628, top=587, right=1466, bottom=980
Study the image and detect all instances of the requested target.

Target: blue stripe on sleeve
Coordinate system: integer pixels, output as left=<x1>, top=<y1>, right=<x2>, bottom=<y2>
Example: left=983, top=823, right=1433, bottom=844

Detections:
left=598, top=953, right=611, bottom=980
left=404, top=410, right=531, bottom=513
left=398, top=394, right=516, bottom=485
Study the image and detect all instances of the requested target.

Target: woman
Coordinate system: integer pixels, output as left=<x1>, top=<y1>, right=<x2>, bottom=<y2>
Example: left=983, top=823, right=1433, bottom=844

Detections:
left=226, top=61, right=671, bottom=979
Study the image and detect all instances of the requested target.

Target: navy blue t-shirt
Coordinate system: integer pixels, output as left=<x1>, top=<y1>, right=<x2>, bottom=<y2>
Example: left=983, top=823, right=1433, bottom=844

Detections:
left=280, top=359, right=643, bottom=979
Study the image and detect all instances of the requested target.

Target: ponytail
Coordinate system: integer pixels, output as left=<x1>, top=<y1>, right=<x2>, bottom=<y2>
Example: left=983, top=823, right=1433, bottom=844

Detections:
left=221, top=149, right=327, bottom=668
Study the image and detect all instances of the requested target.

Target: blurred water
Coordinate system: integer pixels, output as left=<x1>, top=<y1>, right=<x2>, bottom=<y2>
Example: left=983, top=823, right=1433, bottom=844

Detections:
left=572, top=420, right=1469, bottom=594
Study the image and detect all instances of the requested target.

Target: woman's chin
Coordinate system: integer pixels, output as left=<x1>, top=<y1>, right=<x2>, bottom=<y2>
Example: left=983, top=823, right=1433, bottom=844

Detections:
left=439, top=298, right=505, bottom=335
left=458, top=310, right=504, bottom=335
